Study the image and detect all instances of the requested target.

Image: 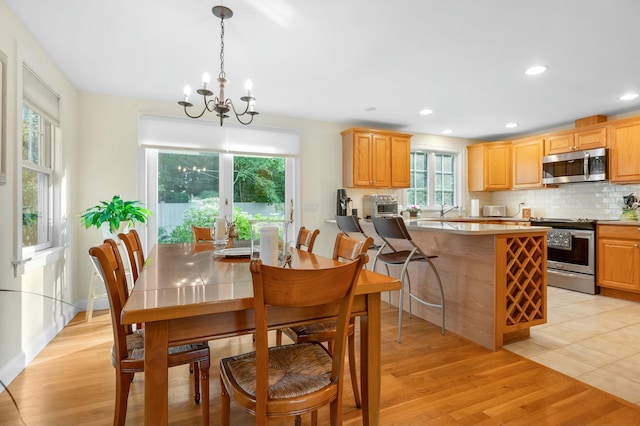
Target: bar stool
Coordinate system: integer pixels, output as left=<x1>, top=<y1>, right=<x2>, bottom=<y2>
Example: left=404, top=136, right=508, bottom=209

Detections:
left=371, top=216, right=445, bottom=342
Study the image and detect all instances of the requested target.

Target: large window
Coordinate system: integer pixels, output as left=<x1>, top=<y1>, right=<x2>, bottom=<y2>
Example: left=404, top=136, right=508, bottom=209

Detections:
left=17, top=64, right=60, bottom=268
left=153, top=150, right=288, bottom=244
left=139, top=115, right=300, bottom=248
left=21, top=103, right=54, bottom=252
left=407, top=151, right=457, bottom=209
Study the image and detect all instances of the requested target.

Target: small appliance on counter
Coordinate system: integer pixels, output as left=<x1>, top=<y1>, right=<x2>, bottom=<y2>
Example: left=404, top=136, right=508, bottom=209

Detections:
left=363, top=194, right=398, bottom=219
left=336, top=188, right=351, bottom=216
left=483, top=205, right=507, bottom=217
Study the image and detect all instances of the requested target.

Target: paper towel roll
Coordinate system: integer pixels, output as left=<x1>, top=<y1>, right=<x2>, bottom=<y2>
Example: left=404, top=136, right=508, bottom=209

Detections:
left=471, top=199, right=480, bottom=217
left=259, top=227, right=279, bottom=266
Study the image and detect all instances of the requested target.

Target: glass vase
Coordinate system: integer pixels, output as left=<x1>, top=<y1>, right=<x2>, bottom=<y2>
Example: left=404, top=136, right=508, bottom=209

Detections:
left=249, top=219, right=291, bottom=266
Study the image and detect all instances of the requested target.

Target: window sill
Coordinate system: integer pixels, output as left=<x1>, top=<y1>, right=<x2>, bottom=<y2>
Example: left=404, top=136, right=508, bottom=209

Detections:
left=13, top=246, right=65, bottom=277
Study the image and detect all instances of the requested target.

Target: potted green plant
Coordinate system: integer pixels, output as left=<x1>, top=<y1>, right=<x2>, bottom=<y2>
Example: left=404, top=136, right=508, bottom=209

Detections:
left=80, top=195, right=152, bottom=236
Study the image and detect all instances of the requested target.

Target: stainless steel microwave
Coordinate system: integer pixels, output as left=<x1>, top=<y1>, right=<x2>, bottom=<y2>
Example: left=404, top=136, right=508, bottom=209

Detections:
left=542, top=148, right=608, bottom=184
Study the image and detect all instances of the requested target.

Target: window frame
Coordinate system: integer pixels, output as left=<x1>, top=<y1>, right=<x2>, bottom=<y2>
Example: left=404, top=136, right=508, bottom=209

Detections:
left=404, top=145, right=462, bottom=213
left=21, top=102, right=54, bottom=255
left=13, top=54, right=63, bottom=276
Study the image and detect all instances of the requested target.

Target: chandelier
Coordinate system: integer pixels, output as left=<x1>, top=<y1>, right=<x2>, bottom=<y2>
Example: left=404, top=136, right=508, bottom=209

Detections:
left=178, top=6, right=258, bottom=126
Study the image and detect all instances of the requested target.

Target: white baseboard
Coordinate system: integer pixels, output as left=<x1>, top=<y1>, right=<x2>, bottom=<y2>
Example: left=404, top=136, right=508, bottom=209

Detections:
left=0, top=303, right=78, bottom=392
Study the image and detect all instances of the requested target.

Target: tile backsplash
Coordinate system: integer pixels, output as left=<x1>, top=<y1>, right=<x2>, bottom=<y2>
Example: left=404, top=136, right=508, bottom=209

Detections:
left=487, top=181, right=640, bottom=220
left=336, top=181, right=640, bottom=221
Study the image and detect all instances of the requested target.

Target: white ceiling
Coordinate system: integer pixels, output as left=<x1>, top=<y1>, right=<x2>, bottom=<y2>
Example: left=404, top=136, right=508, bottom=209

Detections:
left=6, top=0, right=640, bottom=140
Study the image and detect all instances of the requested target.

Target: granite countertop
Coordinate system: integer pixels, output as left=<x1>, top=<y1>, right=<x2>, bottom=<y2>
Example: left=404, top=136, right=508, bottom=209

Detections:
left=405, top=220, right=550, bottom=235
left=327, top=218, right=550, bottom=236
left=415, top=216, right=528, bottom=222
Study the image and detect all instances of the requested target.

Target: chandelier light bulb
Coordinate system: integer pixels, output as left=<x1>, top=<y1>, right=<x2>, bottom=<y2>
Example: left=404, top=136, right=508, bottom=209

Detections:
left=245, top=79, right=253, bottom=96
left=183, top=85, right=191, bottom=102
left=202, top=72, right=211, bottom=89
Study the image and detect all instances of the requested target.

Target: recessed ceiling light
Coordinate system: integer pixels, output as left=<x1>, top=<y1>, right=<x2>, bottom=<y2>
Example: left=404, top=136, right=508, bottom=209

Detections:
left=524, top=65, right=548, bottom=76
left=419, top=109, right=433, bottom=115
left=618, top=93, right=639, bottom=101
left=442, top=129, right=453, bottom=135
left=364, top=106, right=376, bottom=112
left=505, top=122, right=518, bottom=129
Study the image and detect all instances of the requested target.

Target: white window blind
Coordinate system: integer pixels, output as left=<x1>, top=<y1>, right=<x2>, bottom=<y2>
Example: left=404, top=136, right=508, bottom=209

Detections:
left=138, top=115, right=300, bottom=156
left=22, top=65, right=59, bottom=124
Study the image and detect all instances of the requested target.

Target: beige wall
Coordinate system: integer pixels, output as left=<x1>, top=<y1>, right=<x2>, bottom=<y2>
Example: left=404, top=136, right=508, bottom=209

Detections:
left=0, top=0, right=80, bottom=381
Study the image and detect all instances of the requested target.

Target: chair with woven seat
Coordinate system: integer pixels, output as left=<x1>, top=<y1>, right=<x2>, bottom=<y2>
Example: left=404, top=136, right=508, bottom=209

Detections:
left=89, top=239, right=211, bottom=426
left=279, top=233, right=373, bottom=410
left=192, top=225, right=214, bottom=242
left=295, top=226, right=320, bottom=252
left=371, top=216, right=445, bottom=342
left=275, top=226, right=321, bottom=345
left=219, top=254, right=367, bottom=426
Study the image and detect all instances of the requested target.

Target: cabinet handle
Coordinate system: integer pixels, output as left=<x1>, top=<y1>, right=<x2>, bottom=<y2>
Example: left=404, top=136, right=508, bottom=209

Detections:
left=635, top=244, right=639, bottom=248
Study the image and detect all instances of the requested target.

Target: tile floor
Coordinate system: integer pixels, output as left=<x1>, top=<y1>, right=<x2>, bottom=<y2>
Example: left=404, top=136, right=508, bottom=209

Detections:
left=504, top=286, right=640, bottom=405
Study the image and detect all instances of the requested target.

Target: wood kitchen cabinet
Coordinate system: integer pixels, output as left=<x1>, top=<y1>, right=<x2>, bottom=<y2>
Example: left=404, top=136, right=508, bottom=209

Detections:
left=341, top=128, right=412, bottom=188
left=597, top=224, right=640, bottom=293
left=609, top=117, right=640, bottom=183
left=512, top=136, right=544, bottom=189
left=390, top=134, right=411, bottom=187
left=545, top=126, right=607, bottom=155
left=467, top=141, right=512, bottom=191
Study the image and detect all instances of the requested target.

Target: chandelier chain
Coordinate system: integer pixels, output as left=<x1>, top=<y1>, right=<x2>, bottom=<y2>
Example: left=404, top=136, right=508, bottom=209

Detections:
left=219, top=14, right=226, bottom=79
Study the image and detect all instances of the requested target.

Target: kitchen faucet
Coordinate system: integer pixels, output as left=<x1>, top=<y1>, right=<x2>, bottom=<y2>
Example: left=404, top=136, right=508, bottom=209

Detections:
left=440, top=204, right=458, bottom=217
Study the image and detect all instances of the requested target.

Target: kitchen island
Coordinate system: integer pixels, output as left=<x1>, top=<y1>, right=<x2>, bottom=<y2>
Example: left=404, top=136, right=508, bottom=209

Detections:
left=351, top=219, right=550, bottom=351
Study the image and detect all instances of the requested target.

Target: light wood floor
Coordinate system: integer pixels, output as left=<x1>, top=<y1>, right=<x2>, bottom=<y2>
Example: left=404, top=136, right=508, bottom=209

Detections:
left=3, top=305, right=640, bottom=425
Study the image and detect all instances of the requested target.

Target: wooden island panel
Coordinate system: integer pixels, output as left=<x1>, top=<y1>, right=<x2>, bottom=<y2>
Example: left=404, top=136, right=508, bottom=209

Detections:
left=359, top=220, right=548, bottom=351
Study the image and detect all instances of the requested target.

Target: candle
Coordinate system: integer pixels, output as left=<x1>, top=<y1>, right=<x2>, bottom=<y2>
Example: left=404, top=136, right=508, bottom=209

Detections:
left=215, top=217, right=227, bottom=240
left=259, top=227, right=279, bottom=266
left=183, top=85, right=191, bottom=103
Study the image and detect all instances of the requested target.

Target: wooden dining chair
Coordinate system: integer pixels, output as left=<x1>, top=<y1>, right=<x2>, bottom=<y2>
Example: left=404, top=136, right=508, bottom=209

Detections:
left=89, top=239, right=211, bottom=426
left=118, top=229, right=145, bottom=283
left=278, top=233, right=373, bottom=409
left=192, top=225, right=213, bottom=242
left=219, top=254, right=367, bottom=426
left=295, top=226, right=320, bottom=252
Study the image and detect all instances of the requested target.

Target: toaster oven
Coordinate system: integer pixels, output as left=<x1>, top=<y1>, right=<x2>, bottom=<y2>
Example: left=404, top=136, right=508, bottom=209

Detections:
left=363, top=195, right=398, bottom=219
left=483, top=205, right=506, bottom=217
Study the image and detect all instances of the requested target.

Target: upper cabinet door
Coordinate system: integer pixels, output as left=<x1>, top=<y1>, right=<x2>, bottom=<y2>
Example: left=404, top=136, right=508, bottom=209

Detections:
left=512, top=137, right=544, bottom=189
left=575, top=127, right=607, bottom=151
left=371, top=134, right=392, bottom=187
left=467, top=141, right=512, bottom=191
left=545, top=132, right=575, bottom=155
left=352, top=133, right=374, bottom=187
left=610, top=118, right=640, bottom=183
left=390, top=136, right=411, bottom=188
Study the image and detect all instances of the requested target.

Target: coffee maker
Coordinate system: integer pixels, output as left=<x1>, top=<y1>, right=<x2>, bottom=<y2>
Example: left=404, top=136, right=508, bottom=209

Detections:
left=336, top=189, right=350, bottom=216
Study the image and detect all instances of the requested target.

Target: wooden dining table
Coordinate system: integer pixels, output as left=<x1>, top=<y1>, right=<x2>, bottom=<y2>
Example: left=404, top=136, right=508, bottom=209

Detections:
left=121, top=242, right=401, bottom=425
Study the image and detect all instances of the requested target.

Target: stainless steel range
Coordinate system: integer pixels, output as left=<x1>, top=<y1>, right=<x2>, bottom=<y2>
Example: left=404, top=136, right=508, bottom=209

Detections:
left=530, top=217, right=598, bottom=294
